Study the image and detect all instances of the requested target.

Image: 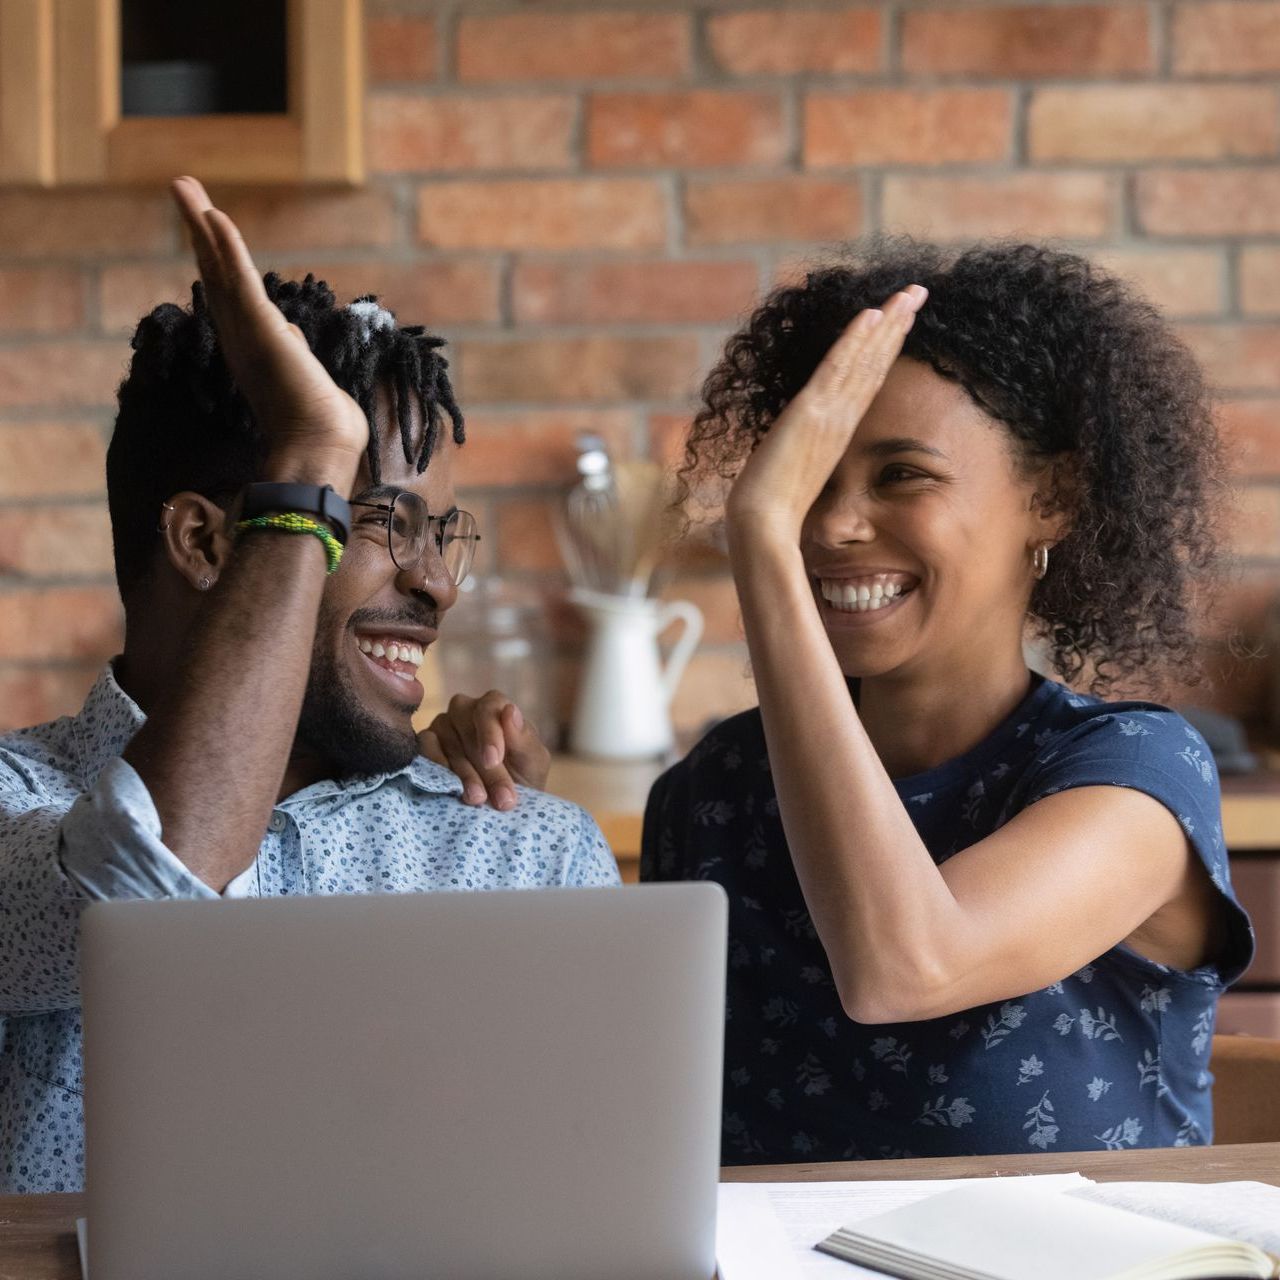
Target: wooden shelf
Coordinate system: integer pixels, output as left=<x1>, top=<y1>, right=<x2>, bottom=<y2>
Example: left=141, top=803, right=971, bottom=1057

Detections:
left=0, top=0, right=363, bottom=187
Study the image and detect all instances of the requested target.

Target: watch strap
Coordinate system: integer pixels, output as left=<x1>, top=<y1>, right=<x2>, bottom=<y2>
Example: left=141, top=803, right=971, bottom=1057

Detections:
left=240, top=482, right=351, bottom=546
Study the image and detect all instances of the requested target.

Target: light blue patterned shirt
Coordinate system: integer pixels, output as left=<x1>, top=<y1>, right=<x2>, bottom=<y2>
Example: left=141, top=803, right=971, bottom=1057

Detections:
left=0, top=664, right=619, bottom=1193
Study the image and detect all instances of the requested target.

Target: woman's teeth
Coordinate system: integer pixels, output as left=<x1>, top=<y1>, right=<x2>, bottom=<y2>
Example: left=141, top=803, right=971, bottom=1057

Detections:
left=357, top=636, right=425, bottom=681
left=818, top=579, right=912, bottom=613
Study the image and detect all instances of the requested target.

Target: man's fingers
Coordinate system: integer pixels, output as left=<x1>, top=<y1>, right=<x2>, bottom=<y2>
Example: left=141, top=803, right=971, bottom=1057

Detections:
left=171, top=178, right=225, bottom=291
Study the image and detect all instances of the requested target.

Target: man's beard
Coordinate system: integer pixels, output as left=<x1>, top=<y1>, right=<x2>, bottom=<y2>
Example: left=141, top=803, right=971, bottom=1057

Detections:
left=294, top=605, right=430, bottom=780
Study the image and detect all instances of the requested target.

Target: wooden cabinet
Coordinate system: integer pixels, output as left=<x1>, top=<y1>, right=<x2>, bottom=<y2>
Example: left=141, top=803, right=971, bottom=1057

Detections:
left=0, top=0, right=56, bottom=184
left=1, top=0, right=362, bottom=187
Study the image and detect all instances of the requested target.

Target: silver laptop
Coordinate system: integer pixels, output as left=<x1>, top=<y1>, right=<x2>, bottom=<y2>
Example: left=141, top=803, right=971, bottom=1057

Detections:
left=81, top=883, right=726, bottom=1280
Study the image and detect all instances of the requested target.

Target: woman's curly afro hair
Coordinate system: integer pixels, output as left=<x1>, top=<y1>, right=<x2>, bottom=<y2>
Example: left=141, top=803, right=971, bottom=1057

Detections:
left=684, top=238, right=1224, bottom=695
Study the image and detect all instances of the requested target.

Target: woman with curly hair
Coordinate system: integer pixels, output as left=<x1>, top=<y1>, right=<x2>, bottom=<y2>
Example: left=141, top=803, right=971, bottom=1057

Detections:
left=640, top=240, right=1254, bottom=1165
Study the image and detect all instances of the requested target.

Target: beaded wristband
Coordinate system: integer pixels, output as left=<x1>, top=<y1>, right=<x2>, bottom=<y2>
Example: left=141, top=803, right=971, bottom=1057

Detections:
left=235, top=512, right=344, bottom=574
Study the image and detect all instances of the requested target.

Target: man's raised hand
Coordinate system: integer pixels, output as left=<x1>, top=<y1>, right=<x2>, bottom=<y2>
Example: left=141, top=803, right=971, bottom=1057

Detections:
left=171, top=177, right=368, bottom=490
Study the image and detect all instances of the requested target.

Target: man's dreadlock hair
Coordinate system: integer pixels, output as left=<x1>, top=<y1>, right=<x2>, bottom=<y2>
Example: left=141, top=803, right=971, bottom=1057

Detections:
left=107, top=272, right=464, bottom=598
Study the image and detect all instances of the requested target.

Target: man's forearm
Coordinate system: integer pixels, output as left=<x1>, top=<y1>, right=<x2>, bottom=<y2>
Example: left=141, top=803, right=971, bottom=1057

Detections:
left=123, top=527, right=329, bottom=891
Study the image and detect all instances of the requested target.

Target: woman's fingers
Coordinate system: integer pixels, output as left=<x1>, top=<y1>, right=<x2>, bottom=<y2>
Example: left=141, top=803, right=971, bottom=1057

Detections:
left=427, top=714, right=493, bottom=807
left=439, top=694, right=522, bottom=810
left=416, top=727, right=448, bottom=768
left=806, top=286, right=927, bottom=415
left=500, top=702, right=552, bottom=791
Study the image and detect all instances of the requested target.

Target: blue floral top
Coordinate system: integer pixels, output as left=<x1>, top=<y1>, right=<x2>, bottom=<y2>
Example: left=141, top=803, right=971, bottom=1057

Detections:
left=642, top=675, right=1254, bottom=1165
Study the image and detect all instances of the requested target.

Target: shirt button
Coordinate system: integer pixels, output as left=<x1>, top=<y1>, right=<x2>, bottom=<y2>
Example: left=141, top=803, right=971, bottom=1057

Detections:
left=269, top=813, right=286, bottom=833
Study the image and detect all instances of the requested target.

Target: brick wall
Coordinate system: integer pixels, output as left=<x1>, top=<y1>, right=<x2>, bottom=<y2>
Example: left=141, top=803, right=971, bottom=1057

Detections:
left=2, top=0, right=1279, bottom=740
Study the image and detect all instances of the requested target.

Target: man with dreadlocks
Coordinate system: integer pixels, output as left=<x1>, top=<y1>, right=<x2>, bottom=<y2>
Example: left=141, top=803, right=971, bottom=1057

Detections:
left=0, top=178, right=619, bottom=1194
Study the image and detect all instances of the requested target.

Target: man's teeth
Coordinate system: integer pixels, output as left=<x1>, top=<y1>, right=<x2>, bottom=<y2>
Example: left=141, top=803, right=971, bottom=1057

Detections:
left=818, top=580, right=912, bottom=613
left=357, top=637, right=426, bottom=671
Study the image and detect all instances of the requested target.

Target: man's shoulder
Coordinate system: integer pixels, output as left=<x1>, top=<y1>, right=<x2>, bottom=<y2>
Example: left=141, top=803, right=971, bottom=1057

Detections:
left=0, top=715, right=83, bottom=801
left=397, top=756, right=600, bottom=839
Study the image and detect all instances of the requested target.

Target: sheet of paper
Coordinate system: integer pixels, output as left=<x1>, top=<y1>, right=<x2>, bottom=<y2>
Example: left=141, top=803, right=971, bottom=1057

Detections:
left=717, top=1173, right=1092, bottom=1280
left=1072, top=1181, right=1280, bottom=1256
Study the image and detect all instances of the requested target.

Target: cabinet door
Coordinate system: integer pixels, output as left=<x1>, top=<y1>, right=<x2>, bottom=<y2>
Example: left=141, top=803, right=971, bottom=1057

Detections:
left=0, top=0, right=56, bottom=184
left=55, top=0, right=362, bottom=185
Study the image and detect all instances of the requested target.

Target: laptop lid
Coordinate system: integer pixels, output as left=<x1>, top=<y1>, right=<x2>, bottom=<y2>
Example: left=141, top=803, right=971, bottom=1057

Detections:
left=82, top=883, right=726, bottom=1280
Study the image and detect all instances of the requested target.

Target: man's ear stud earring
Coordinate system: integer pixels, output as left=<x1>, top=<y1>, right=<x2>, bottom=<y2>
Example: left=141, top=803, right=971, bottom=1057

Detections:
left=198, top=577, right=211, bottom=591
left=157, top=502, right=175, bottom=532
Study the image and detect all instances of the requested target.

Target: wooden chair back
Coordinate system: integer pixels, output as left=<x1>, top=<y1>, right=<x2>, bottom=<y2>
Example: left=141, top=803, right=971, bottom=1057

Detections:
left=1211, top=1033, right=1280, bottom=1144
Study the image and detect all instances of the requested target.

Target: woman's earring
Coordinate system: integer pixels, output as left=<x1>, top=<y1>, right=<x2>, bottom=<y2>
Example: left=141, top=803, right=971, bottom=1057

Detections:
left=198, top=577, right=212, bottom=591
left=157, top=502, right=175, bottom=532
left=1032, top=543, right=1051, bottom=580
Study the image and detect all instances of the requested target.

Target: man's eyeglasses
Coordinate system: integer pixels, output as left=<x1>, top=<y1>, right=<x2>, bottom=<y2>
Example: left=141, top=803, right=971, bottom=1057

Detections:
left=349, top=492, right=481, bottom=586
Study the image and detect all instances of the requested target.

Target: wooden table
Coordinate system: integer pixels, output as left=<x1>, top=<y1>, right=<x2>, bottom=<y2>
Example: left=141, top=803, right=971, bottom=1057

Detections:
left=8, top=1144, right=1277, bottom=1277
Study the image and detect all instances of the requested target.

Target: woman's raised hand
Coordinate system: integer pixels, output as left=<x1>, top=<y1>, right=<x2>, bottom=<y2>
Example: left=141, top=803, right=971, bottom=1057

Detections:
left=724, top=285, right=927, bottom=544
left=170, top=176, right=368, bottom=488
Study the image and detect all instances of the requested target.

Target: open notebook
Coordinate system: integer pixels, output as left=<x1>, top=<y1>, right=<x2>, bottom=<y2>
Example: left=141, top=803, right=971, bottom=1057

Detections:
left=815, top=1179, right=1280, bottom=1280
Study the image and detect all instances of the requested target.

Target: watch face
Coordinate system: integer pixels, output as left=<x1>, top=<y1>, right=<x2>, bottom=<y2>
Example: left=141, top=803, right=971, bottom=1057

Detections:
left=244, top=482, right=350, bottom=544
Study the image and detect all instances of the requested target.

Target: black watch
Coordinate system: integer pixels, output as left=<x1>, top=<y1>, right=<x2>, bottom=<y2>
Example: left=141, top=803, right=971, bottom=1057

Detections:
left=240, top=483, right=352, bottom=546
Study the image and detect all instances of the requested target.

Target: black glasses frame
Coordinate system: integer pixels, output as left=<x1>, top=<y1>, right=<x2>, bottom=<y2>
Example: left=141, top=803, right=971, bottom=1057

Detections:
left=349, top=492, right=481, bottom=586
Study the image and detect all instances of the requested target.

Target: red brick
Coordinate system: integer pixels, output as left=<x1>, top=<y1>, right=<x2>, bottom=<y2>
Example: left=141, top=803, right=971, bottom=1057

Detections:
left=418, top=179, right=667, bottom=251
left=0, top=586, right=122, bottom=660
left=0, top=665, right=101, bottom=733
left=706, top=9, right=882, bottom=75
left=1241, top=248, right=1280, bottom=317
left=1029, top=86, right=1277, bottom=163
left=455, top=410, right=635, bottom=489
left=1217, top=398, right=1280, bottom=476
left=0, top=342, right=126, bottom=410
left=805, top=89, right=1011, bottom=168
left=0, top=506, right=113, bottom=578
left=684, top=176, right=862, bottom=246
left=1228, top=483, right=1280, bottom=559
left=101, top=259, right=501, bottom=332
left=588, top=91, right=785, bottom=169
left=882, top=173, right=1114, bottom=240
left=512, top=260, right=759, bottom=326
left=98, top=263, right=198, bottom=334
left=0, top=268, right=85, bottom=336
left=457, top=13, right=689, bottom=82
left=1092, top=248, right=1224, bottom=317
left=368, top=94, right=574, bottom=174
left=495, top=499, right=562, bottom=572
left=0, top=191, right=173, bottom=258
left=312, top=260, right=501, bottom=328
left=460, top=335, right=702, bottom=404
left=1137, top=170, right=1280, bottom=237
left=1180, top=325, right=1280, bottom=393
left=902, top=6, right=1152, bottom=76
left=0, top=421, right=106, bottom=498
left=367, top=15, right=435, bottom=83
left=1172, top=2, right=1280, bottom=75
left=214, top=190, right=398, bottom=251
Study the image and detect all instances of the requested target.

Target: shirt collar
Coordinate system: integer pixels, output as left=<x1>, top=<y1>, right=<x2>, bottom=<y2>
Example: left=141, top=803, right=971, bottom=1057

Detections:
left=72, top=662, right=146, bottom=788
left=72, top=662, right=466, bottom=802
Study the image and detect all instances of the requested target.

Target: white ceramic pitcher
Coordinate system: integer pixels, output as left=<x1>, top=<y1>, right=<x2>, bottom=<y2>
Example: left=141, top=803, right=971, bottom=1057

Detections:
left=569, top=589, right=704, bottom=760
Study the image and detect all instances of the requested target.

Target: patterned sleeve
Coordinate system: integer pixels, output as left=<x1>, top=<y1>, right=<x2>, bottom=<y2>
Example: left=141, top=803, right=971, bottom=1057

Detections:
left=565, top=806, right=623, bottom=887
left=640, top=760, right=690, bottom=884
left=1019, top=708, right=1254, bottom=985
left=0, top=756, right=216, bottom=1014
